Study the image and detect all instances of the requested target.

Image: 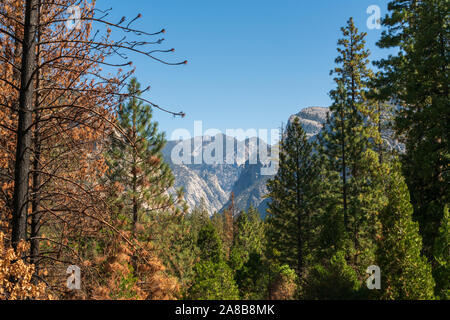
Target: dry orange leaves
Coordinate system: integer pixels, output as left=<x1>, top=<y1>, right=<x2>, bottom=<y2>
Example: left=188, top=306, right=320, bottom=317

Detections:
left=0, top=232, right=52, bottom=300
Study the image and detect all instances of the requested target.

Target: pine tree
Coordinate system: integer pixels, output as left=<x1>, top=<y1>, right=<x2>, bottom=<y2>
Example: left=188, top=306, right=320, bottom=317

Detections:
left=433, top=205, right=449, bottom=299
left=188, top=260, right=240, bottom=300
left=106, top=77, right=179, bottom=230
left=188, top=223, right=239, bottom=300
left=197, top=223, right=224, bottom=263
left=268, top=264, right=298, bottom=300
left=377, top=162, right=435, bottom=300
left=211, top=211, right=225, bottom=244
left=303, top=250, right=361, bottom=300
left=230, top=207, right=267, bottom=299
left=222, top=193, right=236, bottom=258
left=235, top=252, right=269, bottom=300
left=229, top=206, right=265, bottom=271
left=187, top=199, right=210, bottom=245
left=154, top=210, right=197, bottom=296
left=318, top=18, right=387, bottom=281
left=375, top=0, right=449, bottom=263
left=105, top=77, right=186, bottom=288
left=266, top=117, right=319, bottom=278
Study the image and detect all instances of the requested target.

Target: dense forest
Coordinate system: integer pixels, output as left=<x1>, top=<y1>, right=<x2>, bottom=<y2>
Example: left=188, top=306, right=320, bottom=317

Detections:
left=0, top=0, right=448, bottom=300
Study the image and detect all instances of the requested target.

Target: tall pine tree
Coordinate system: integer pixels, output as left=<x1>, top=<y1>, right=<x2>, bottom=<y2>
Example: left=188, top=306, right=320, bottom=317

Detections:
left=230, top=206, right=267, bottom=299
left=375, top=0, right=449, bottom=264
left=230, top=206, right=265, bottom=269
left=105, top=78, right=187, bottom=283
left=266, top=117, right=319, bottom=278
left=377, top=162, right=435, bottom=300
left=188, top=223, right=239, bottom=300
left=318, top=18, right=387, bottom=282
left=433, top=205, right=449, bottom=299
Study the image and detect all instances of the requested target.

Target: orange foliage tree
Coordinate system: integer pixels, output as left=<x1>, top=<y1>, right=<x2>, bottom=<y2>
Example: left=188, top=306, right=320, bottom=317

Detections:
left=0, top=0, right=186, bottom=299
left=0, top=232, right=51, bottom=300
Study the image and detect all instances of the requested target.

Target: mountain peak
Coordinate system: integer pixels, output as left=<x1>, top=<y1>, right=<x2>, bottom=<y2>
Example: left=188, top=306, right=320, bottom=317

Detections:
left=164, top=106, right=330, bottom=215
left=288, top=106, right=329, bottom=137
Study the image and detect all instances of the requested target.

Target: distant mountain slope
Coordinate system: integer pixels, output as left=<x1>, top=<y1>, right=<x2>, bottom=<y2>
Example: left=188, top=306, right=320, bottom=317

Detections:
left=166, top=163, right=231, bottom=213
left=221, top=107, right=329, bottom=216
left=219, top=105, right=403, bottom=217
left=219, top=160, right=271, bottom=217
left=288, top=106, right=329, bottom=137
left=162, top=134, right=268, bottom=214
left=162, top=107, right=329, bottom=216
left=163, top=105, right=402, bottom=216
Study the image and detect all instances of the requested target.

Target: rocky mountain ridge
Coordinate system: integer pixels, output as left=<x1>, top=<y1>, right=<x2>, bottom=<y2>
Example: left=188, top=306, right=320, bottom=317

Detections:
left=163, top=107, right=329, bottom=215
left=163, top=105, right=403, bottom=216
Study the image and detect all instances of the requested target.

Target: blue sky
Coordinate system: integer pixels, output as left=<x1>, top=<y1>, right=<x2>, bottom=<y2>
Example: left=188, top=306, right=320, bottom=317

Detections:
left=97, top=0, right=391, bottom=141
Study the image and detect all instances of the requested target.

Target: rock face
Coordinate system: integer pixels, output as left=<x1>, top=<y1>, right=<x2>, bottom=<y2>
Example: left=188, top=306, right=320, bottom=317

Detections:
left=220, top=106, right=403, bottom=217
left=288, top=106, right=329, bottom=137
left=163, top=106, right=329, bottom=216
left=164, top=105, right=403, bottom=217
left=221, top=160, right=271, bottom=218
left=224, top=107, right=330, bottom=216
left=162, top=134, right=269, bottom=214
left=167, top=163, right=232, bottom=213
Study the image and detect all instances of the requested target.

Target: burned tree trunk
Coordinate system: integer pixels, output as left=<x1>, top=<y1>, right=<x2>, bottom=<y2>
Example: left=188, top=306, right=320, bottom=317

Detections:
left=12, top=0, right=39, bottom=248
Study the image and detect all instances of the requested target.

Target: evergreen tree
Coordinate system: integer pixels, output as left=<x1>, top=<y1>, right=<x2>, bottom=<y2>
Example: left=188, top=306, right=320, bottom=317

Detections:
left=303, top=250, right=362, bottom=300
left=375, top=0, right=449, bottom=263
left=377, top=162, right=435, bottom=300
left=268, top=264, right=298, bottom=300
left=105, top=78, right=187, bottom=287
left=188, top=260, right=240, bottom=300
left=229, top=206, right=265, bottom=271
left=188, top=223, right=239, bottom=300
left=318, top=18, right=387, bottom=281
left=197, top=223, right=224, bottom=263
left=211, top=211, right=225, bottom=244
left=433, top=205, right=449, bottom=299
left=229, top=207, right=267, bottom=299
left=187, top=199, right=210, bottom=244
left=235, top=252, right=269, bottom=300
left=155, top=211, right=197, bottom=296
left=222, top=193, right=236, bottom=258
left=106, top=77, right=180, bottom=234
left=266, top=117, right=319, bottom=278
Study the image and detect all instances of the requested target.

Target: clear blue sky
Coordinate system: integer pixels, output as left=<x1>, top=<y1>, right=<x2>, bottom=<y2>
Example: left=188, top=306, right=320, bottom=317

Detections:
left=97, top=0, right=391, bottom=141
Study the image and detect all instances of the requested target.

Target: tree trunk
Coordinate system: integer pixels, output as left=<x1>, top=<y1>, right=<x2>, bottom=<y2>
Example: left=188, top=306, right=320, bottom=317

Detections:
left=340, top=107, right=348, bottom=231
left=12, top=0, right=39, bottom=249
left=30, top=0, right=42, bottom=271
left=296, top=144, right=302, bottom=278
